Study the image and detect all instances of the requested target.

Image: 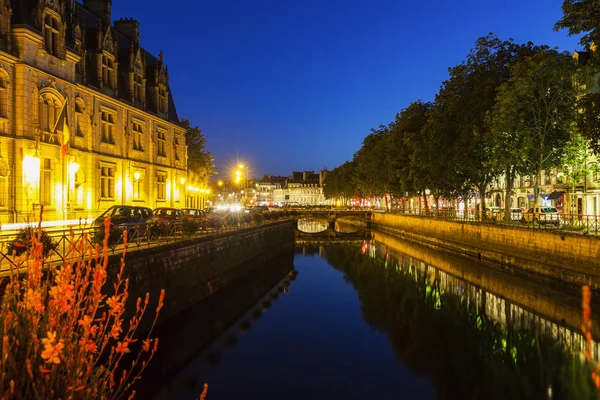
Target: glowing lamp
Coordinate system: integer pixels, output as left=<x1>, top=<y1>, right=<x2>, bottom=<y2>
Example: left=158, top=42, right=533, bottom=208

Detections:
left=133, top=171, right=141, bottom=181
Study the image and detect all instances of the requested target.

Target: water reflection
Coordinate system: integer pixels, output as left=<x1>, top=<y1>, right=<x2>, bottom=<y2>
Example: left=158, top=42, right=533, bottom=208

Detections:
left=318, top=238, right=596, bottom=399
left=297, top=218, right=329, bottom=233
left=334, top=220, right=361, bottom=233
left=146, top=235, right=598, bottom=399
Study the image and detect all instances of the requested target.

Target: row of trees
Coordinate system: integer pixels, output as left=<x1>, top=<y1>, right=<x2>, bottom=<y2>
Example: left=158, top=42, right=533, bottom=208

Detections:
left=325, top=3, right=600, bottom=222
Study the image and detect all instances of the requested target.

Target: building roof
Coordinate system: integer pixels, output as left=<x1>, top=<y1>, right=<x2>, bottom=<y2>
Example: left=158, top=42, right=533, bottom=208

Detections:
left=10, top=0, right=181, bottom=126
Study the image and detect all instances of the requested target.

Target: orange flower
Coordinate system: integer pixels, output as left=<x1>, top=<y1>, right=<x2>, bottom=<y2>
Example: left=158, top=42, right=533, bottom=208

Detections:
left=41, top=331, right=64, bottom=364
left=24, top=289, right=44, bottom=313
left=115, top=341, right=130, bottom=354
left=142, top=339, right=151, bottom=352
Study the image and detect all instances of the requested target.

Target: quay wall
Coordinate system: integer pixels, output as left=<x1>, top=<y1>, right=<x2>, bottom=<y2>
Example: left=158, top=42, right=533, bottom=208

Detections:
left=106, top=221, right=295, bottom=324
left=372, top=213, right=600, bottom=289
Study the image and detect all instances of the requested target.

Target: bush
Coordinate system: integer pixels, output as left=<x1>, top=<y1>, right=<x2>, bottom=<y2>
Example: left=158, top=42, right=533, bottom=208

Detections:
left=182, top=218, right=200, bottom=235
left=252, top=213, right=264, bottom=225
left=207, top=215, right=224, bottom=230
left=7, top=227, right=57, bottom=258
left=0, top=218, right=164, bottom=398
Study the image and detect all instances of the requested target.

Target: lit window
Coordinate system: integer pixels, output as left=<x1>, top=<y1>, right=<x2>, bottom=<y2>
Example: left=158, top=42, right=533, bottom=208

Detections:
left=44, top=13, right=61, bottom=57
left=133, top=170, right=144, bottom=200
left=132, top=121, right=144, bottom=151
left=41, top=158, right=52, bottom=206
left=157, top=173, right=166, bottom=200
left=101, top=111, right=115, bottom=144
left=100, top=164, right=115, bottom=199
left=157, top=130, right=166, bottom=157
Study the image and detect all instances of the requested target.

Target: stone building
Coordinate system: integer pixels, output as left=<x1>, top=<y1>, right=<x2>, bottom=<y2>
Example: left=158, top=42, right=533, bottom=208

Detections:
left=0, top=0, right=187, bottom=225
left=273, top=170, right=333, bottom=206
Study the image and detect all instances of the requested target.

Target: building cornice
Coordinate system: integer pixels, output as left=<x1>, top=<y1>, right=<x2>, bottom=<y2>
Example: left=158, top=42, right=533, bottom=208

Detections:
left=17, top=62, right=185, bottom=133
left=12, top=27, right=43, bottom=44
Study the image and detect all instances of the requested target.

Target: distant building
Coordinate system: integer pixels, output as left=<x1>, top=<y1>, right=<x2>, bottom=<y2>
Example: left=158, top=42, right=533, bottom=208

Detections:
left=273, top=170, right=333, bottom=206
left=0, top=0, right=187, bottom=225
left=254, top=175, right=287, bottom=205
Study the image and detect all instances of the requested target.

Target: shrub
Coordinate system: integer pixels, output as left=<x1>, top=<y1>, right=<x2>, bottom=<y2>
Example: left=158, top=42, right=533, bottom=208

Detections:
left=225, top=213, right=239, bottom=227
left=7, top=227, right=57, bottom=258
left=0, top=218, right=164, bottom=399
left=207, top=215, right=224, bottom=230
left=252, top=213, right=264, bottom=225
left=181, top=218, right=200, bottom=235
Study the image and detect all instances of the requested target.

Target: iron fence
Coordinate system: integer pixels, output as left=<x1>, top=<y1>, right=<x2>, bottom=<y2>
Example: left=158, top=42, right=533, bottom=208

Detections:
left=0, top=218, right=291, bottom=271
left=389, top=209, right=600, bottom=235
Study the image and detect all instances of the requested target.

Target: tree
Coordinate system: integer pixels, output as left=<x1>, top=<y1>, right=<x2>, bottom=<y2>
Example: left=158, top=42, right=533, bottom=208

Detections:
left=491, top=48, right=579, bottom=206
left=554, top=0, right=600, bottom=50
left=353, top=126, right=393, bottom=199
left=323, top=161, right=357, bottom=205
left=180, top=118, right=215, bottom=187
left=387, top=101, right=432, bottom=211
left=424, top=35, right=539, bottom=217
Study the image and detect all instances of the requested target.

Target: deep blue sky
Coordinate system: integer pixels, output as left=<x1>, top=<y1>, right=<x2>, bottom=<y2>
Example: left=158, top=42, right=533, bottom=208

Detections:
left=111, top=0, right=580, bottom=179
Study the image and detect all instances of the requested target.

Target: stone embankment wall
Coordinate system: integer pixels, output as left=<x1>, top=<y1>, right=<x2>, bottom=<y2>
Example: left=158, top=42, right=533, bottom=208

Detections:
left=372, top=213, right=600, bottom=288
left=107, top=221, right=295, bottom=324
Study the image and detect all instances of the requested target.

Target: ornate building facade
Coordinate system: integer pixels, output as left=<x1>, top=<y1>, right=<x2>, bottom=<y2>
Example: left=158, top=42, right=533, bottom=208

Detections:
left=0, top=0, right=187, bottom=225
left=273, top=170, right=333, bottom=206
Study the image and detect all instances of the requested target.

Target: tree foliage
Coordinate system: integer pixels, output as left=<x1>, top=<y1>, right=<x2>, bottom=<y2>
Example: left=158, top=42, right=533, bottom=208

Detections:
left=491, top=48, right=579, bottom=203
left=323, top=161, right=357, bottom=202
left=180, top=118, right=215, bottom=187
left=555, top=0, right=600, bottom=49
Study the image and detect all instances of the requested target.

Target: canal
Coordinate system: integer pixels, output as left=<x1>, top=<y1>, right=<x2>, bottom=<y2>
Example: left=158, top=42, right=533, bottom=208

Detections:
left=140, top=230, right=598, bottom=399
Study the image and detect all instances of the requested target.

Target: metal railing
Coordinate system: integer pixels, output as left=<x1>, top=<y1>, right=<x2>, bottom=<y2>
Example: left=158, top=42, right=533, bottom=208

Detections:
left=388, top=209, right=600, bottom=235
left=0, top=218, right=293, bottom=270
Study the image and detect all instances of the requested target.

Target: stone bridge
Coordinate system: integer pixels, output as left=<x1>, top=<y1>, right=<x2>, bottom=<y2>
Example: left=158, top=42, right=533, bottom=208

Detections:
left=293, top=210, right=372, bottom=240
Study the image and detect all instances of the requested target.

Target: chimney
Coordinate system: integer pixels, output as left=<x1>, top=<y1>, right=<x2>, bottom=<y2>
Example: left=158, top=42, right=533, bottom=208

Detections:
left=115, top=18, right=140, bottom=43
left=83, top=0, right=112, bottom=19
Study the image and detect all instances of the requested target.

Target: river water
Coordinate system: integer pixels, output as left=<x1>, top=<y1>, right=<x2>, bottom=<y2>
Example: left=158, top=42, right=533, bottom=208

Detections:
left=141, top=231, right=598, bottom=400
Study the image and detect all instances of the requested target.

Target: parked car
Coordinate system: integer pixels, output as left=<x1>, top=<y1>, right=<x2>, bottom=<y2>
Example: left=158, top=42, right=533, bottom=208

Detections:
left=494, top=207, right=523, bottom=222
left=521, top=206, right=560, bottom=225
left=182, top=208, right=207, bottom=230
left=93, top=205, right=154, bottom=238
left=153, top=207, right=184, bottom=224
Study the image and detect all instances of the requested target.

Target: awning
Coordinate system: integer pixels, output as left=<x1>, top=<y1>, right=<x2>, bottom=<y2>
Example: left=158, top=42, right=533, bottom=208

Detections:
left=547, top=191, right=565, bottom=200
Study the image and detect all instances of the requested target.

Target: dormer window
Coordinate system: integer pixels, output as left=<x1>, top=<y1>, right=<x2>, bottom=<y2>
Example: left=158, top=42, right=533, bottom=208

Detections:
left=133, top=74, right=143, bottom=102
left=44, top=13, right=61, bottom=57
left=158, top=86, right=167, bottom=114
left=102, top=54, right=115, bottom=87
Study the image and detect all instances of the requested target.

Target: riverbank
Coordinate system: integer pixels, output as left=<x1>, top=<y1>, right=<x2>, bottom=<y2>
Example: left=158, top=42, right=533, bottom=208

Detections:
left=372, top=213, right=600, bottom=289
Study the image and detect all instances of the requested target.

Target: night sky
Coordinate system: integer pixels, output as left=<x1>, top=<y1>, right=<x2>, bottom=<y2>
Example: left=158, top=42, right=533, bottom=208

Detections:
left=110, top=0, right=581, bottom=179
